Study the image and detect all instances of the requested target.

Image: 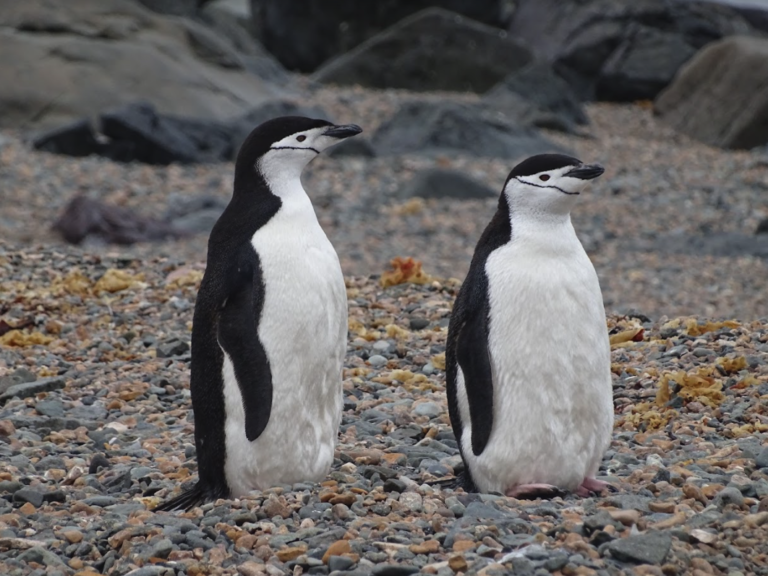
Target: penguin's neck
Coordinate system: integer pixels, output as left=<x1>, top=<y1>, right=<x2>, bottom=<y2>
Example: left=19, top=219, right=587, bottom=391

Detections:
left=509, top=210, right=581, bottom=254
left=256, top=158, right=317, bottom=223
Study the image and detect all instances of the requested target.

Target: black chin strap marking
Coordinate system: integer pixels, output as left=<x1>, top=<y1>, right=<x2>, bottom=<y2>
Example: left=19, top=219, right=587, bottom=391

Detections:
left=515, top=176, right=579, bottom=195
left=270, top=146, right=320, bottom=154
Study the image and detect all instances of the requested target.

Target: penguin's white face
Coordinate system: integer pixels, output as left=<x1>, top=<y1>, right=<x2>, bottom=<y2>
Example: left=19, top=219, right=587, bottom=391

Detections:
left=258, top=124, right=363, bottom=185
left=503, top=157, right=604, bottom=216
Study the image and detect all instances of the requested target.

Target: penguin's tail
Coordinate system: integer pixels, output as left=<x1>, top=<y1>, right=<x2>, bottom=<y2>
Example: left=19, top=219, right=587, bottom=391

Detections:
left=153, top=483, right=206, bottom=512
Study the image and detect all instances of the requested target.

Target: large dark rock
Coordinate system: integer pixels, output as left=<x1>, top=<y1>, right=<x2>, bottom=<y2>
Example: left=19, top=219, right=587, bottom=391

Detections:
left=372, top=101, right=566, bottom=159
left=507, top=0, right=757, bottom=101
left=34, top=103, right=234, bottom=164
left=33, top=100, right=331, bottom=164
left=258, top=0, right=508, bottom=73
left=33, top=120, right=103, bottom=158
left=100, top=103, right=224, bottom=165
left=400, top=169, right=497, bottom=200
left=135, top=0, right=204, bottom=17
left=0, top=0, right=284, bottom=130
left=483, top=62, right=588, bottom=133
left=654, top=36, right=768, bottom=149
left=312, top=8, right=532, bottom=93
left=52, top=196, right=187, bottom=246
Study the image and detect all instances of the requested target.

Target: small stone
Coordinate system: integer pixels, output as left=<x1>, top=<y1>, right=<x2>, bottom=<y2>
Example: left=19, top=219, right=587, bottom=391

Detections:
left=0, top=420, right=15, bottom=436
left=449, top=555, right=469, bottom=572
left=14, top=489, right=44, bottom=508
left=649, top=501, right=676, bottom=514
left=151, top=538, right=174, bottom=559
left=409, top=317, right=429, bottom=330
left=276, top=545, right=307, bottom=562
left=332, top=503, right=351, bottom=520
left=323, top=540, right=351, bottom=563
left=744, top=512, right=768, bottom=527
left=262, top=495, right=291, bottom=519
left=605, top=531, right=672, bottom=565
left=414, top=402, right=441, bottom=418
left=755, top=447, right=768, bottom=469
left=452, top=540, right=475, bottom=552
left=715, top=487, right=744, bottom=509
left=62, top=529, right=84, bottom=544
left=88, top=454, right=111, bottom=474
left=410, top=540, right=440, bottom=554
left=17, top=546, right=67, bottom=567
left=690, top=529, right=718, bottom=544
left=328, top=555, right=356, bottom=571
left=367, top=354, right=387, bottom=367
left=399, top=491, right=423, bottom=512
left=236, top=534, right=258, bottom=550
left=609, top=509, right=642, bottom=526
left=329, top=492, right=356, bottom=506
left=238, top=561, right=267, bottom=576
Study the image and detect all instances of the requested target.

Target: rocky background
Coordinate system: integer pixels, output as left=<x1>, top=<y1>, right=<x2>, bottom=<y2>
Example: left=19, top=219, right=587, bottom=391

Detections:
left=1, top=0, right=768, bottom=575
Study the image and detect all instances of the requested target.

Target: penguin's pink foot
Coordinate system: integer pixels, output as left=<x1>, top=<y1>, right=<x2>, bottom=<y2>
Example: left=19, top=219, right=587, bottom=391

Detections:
left=506, top=483, right=565, bottom=499
left=576, top=477, right=611, bottom=497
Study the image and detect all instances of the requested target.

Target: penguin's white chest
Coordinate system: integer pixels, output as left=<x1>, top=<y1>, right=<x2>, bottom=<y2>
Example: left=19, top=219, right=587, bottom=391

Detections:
left=458, top=227, right=613, bottom=493
left=221, top=197, right=346, bottom=496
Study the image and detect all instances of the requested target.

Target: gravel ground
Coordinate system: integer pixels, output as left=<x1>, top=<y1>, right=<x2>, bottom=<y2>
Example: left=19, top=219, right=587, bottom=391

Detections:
left=1, top=87, right=768, bottom=576
left=0, top=247, right=767, bottom=576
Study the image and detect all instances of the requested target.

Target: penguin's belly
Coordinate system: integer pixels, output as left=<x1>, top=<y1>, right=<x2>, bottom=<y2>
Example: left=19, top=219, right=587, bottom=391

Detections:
left=460, top=242, right=613, bottom=494
left=222, top=224, right=346, bottom=497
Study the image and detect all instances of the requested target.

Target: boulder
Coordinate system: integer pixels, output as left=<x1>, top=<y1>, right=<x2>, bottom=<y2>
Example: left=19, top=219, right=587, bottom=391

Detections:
left=134, top=0, right=202, bottom=17
left=483, top=62, right=588, bottom=133
left=507, top=0, right=757, bottom=101
left=372, top=101, right=566, bottom=159
left=687, top=0, right=768, bottom=33
left=53, top=196, right=187, bottom=245
left=654, top=35, right=768, bottom=149
left=595, top=24, right=698, bottom=101
left=400, top=169, right=497, bottom=200
left=198, top=0, right=287, bottom=81
left=258, top=0, right=509, bottom=73
left=0, top=0, right=285, bottom=130
left=33, top=103, right=233, bottom=164
left=312, top=8, right=533, bottom=93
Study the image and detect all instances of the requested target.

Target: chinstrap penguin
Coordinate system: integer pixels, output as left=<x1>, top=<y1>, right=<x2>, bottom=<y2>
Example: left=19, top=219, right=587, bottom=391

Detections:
left=446, top=153, right=614, bottom=499
left=156, top=116, right=361, bottom=511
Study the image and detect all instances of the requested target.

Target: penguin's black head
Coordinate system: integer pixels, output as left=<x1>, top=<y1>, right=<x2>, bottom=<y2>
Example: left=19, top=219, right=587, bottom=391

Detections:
left=235, top=116, right=362, bottom=185
left=502, top=153, right=604, bottom=215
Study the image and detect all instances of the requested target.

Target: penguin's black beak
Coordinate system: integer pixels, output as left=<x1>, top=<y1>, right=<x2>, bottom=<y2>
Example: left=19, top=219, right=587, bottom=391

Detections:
left=565, top=164, right=604, bottom=180
left=323, top=124, right=363, bottom=139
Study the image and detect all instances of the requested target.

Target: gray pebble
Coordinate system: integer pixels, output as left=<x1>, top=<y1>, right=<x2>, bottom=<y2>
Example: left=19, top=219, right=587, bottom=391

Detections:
left=414, top=402, right=441, bottom=418
left=372, top=340, right=391, bottom=352
left=715, top=486, right=745, bottom=509
left=755, top=446, right=768, bottom=469
left=328, top=555, right=356, bottom=571
left=14, top=488, right=44, bottom=508
left=367, top=354, right=387, bottom=367
left=604, top=531, right=672, bottom=565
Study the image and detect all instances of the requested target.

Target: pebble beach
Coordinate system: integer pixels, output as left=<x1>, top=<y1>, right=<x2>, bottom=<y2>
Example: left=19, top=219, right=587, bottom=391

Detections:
left=1, top=86, right=768, bottom=576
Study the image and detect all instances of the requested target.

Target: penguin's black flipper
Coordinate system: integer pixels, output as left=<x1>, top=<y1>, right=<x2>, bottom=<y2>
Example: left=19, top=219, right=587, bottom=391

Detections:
left=455, top=286, right=495, bottom=458
left=447, top=205, right=511, bottom=462
left=217, top=250, right=273, bottom=442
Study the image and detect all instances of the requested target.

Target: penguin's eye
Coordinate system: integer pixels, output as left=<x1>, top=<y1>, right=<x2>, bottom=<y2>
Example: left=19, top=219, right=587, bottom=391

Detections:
left=296, top=135, right=307, bottom=142
left=540, top=174, right=550, bottom=181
